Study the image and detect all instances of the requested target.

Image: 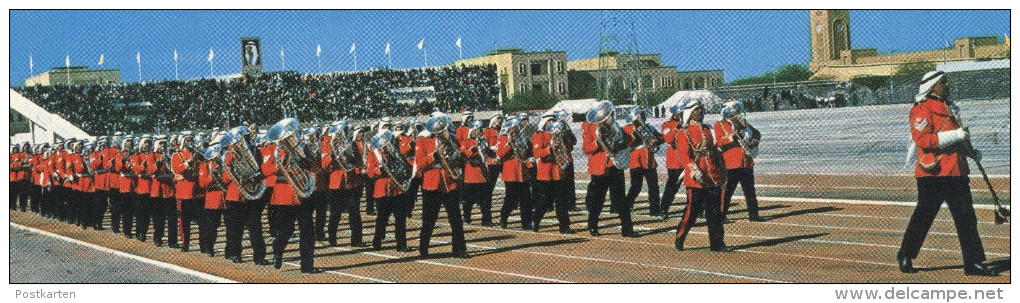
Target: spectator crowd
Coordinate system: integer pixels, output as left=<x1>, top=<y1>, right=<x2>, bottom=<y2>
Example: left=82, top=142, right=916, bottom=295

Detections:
left=14, top=65, right=499, bottom=135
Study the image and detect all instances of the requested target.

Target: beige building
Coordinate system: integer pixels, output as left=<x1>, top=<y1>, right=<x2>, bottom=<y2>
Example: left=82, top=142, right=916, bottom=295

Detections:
left=455, top=49, right=570, bottom=99
left=568, top=53, right=724, bottom=92
left=809, top=10, right=1010, bottom=80
left=24, top=66, right=121, bottom=86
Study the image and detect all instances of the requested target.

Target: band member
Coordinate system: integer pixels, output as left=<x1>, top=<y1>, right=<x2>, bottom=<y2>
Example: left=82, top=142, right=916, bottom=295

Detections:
left=897, top=71, right=995, bottom=276
left=307, top=127, right=331, bottom=242
left=65, top=140, right=83, bottom=226
left=583, top=101, right=635, bottom=237
left=222, top=127, right=271, bottom=265
left=532, top=114, right=575, bottom=233
left=56, top=140, right=74, bottom=222
left=673, top=100, right=731, bottom=252
left=660, top=103, right=686, bottom=220
left=716, top=101, right=763, bottom=222
left=86, top=142, right=105, bottom=229
left=623, top=108, right=663, bottom=217
left=265, top=120, right=320, bottom=273
left=104, top=133, right=123, bottom=232
left=460, top=121, right=493, bottom=226
left=133, top=136, right=154, bottom=242
left=172, top=132, right=203, bottom=252
left=149, top=137, right=178, bottom=247
left=255, top=129, right=277, bottom=238
left=366, top=130, right=411, bottom=252
left=29, top=144, right=44, bottom=214
left=67, top=141, right=87, bottom=228
left=10, top=145, right=26, bottom=211
left=496, top=117, right=533, bottom=230
left=397, top=121, right=420, bottom=219
left=114, top=136, right=136, bottom=236
left=357, top=126, right=377, bottom=216
left=481, top=115, right=503, bottom=215
left=37, top=144, right=55, bottom=218
left=322, top=122, right=365, bottom=247
left=199, top=144, right=227, bottom=257
left=456, top=111, right=475, bottom=142
left=415, top=111, right=468, bottom=258
left=553, top=111, right=579, bottom=212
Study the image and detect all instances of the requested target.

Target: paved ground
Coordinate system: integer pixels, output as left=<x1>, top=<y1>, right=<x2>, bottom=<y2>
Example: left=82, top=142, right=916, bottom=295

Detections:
left=9, top=224, right=222, bottom=283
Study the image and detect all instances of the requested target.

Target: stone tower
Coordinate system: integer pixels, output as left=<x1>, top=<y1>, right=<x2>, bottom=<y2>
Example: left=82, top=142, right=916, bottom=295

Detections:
left=809, top=10, right=851, bottom=72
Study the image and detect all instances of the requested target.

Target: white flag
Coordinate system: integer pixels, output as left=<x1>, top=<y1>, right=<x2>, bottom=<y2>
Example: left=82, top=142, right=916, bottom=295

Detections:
left=456, top=37, right=462, bottom=48
left=280, top=49, right=284, bottom=56
left=29, top=54, right=33, bottom=70
left=98, top=54, right=105, bottom=66
left=385, top=43, right=390, bottom=54
left=349, top=42, right=356, bottom=54
left=136, top=51, right=141, bottom=64
left=65, top=54, right=70, bottom=68
left=208, top=48, right=215, bottom=62
left=174, top=49, right=178, bottom=61
left=317, top=44, right=321, bottom=56
left=417, top=39, right=424, bottom=50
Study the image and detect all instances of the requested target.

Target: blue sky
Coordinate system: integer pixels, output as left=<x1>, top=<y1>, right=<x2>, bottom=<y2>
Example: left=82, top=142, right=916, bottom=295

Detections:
left=9, top=10, right=1010, bottom=86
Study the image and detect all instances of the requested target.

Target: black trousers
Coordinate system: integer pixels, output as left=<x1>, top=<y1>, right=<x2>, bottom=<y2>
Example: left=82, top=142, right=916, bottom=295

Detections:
left=18, top=181, right=30, bottom=211
left=91, top=190, right=108, bottom=228
left=404, top=178, right=421, bottom=218
left=30, top=184, right=42, bottom=213
left=483, top=164, right=502, bottom=213
left=151, top=197, right=178, bottom=246
left=898, top=177, right=987, bottom=265
left=224, top=200, right=268, bottom=260
left=179, top=198, right=203, bottom=249
left=261, top=187, right=277, bottom=237
left=675, top=186, right=726, bottom=250
left=420, top=189, right=466, bottom=255
left=363, top=175, right=376, bottom=213
left=310, top=190, right=328, bottom=240
left=327, top=188, right=363, bottom=245
left=40, top=186, right=52, bottom=217
left=271, top=202, right=315, bottom=270
left=660, top=168, right=685, bottom=215
left=561, top=163, right=577, bottom=211
left=585, top=167, right=632, bottom=233
left=373, top=196, right=408, bottom=250
left=116, top=191, right=135, bottom=236
left=134, top=193, right=151, bottom=240
left=722, top=167, right=760, bottom=219
left=9, top=182, right=16, bottom=210
left=500, top=181, right=533, bottom=228
left=627, top=167, right=661, bottom=215
left=200, top=208, right=224, bottom=254
left=461, top=182, right=491, bottom=224
left=534, top=180, right=571, bottom=230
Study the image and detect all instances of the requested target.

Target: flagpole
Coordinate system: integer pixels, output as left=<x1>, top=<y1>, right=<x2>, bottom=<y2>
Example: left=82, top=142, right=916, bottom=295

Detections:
left=281, top=49, right=286, bottom=70
left=137, top=52, right=142, bottom=82
left=65, top=54, right=70, bottom=84
left=174, top=50, right=179, bottom=81
left=354, top=50, right=358, bottom=71
left=424, top=47, right=428, bottom=68
left=29, top=53, right=34, bottom=77
left=388, top=51, right=392, bottom=69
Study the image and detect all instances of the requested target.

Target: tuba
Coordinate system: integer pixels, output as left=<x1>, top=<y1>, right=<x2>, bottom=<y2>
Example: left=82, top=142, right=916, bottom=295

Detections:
left=467, top=120, right=490, bottom=180
left=328, top=121, right=362, bottom=172
left=629, top=107, right=665, bottom=154
left=371, top=130, right=413, bottom=192
left=547, top=121, right=571, bottom=175
left=721, top=100, right=759, bottom=159
left=427, top=113, right=463, bottom=181
left=265, top=118, right=316, bottom=199
left=221, top=126, right=266, bottom=200
left=587, top=101, right=630, bottom=169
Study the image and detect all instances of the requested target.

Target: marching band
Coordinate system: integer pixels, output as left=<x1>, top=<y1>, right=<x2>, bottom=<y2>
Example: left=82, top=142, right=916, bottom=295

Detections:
left=11, top=87, right=1000, bottom=277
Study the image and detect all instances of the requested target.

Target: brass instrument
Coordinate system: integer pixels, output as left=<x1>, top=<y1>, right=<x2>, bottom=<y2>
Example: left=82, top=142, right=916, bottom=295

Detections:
left=371, top=130, right=413, bottom=192
left=204, top=145, right=228, bottom=191
left=947, top=103, right=1009, bottom=224
left=588, top=101, right=630, bottom=169
left=547, top=121, right=571, bottom=175
left=721, top=101, right=759, bottom=159
left=221, top=126, right=267, bottom=200
left=467, top=121, right=490, bottom=180
left=328, top=122, right=361, bottom=173
left=426, top=113, right=463, bottom=181
left=266, top=118, right=316, bottom=199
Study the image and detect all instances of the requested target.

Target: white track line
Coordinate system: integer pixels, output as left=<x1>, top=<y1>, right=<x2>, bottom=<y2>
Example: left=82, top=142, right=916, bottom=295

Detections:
left=754, top=220, right=1012, bottom=240
left=753, top=183, right=1009, bottom=194
left=279, top=261, right=394, bottom=283
left=320, top=244, right=572, bottom=283
left=811, top=212, right=1010, bottom=225
left=10, top=223, right=236, bottom=283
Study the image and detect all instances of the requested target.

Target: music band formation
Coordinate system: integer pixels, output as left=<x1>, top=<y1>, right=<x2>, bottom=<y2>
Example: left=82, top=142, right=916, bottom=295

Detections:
left=8, top=74, right=1003, bottom=276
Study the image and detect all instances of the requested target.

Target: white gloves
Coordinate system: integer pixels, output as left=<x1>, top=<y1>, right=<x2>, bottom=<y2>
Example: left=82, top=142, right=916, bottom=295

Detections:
left=937, top=128, right=969, bottom=149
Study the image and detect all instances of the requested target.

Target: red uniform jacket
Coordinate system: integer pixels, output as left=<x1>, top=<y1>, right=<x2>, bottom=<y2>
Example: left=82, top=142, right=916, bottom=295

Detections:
left=199, top=160, right=227, bottom=209
left=59, top=151, right=74, bottom=188
left=103, top=147, right=120, bottom=190
left=398, top=135, right=419, bottom=178
left=259, top=144, right=277, bottom=187
left=115, top=151, right=135, bottom=193
left=365, top=146, right=404, bottom=198
left=483, top=128, right=501, bottom=166
left=263, top=146, right=299, bottom=206
left=148, top=152, right=175, bottom=198
left=71, top=153, right=94, bottom=192
left=415, top=135, right=457, bottom=192
left=531, top=131, right=561, bottom=181
left=661, top=120, right=682, bottom=169
left=911, top=98, right=969, bottom=177
left=460, top=138, right=487, bottom=184
left=321, top=136, right=360, bottom=190
left=29, top=154, right=39, bottom=185
left=714, top=120, right=754, bottom=170
left=38, top=157, right=54, bottom=187
left=132, top=153, right=151, bottom=195
left=582, top=122, right=613, bottom=176
left=623, top=124, right=658, bottom=169
left=90, top=151, right=107, bottom=191
left=676, top=122, right=726, bottom=188
left=171, top=149, right=201, bottom=200
left=10, top=152, right=26, bottom=181
left=497, top=134, right=525, bottom=182
left=455, top=125, right=471, bottom=144
left=223, top=152, right=243, bottom=202
left=65, top=152, right=81, bottom=190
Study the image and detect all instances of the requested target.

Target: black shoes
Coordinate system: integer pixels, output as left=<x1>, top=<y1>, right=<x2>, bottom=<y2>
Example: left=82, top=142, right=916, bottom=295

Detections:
left=366, top=209, right=376, bottom=216
left=749, top=215, right=766, bottom=222
left=351, top=241, right=368, bottom=248
left=181, top=245, right=190, bottom=252
left=499, top=219, right=508, bottom=229
left=621, top=230, right=639, bottom=238
left=207, top=250, right=216, bottom=257
left=898, top=257, right=916, bottom=273
left=963, top=263, right=997, bottom=276
left=674, top=238, right=684, bottom=251
left=588, top=228, right=600, bottom=237
left=169, top=243, right=180, bottom=249
left=530, top=223, right=540, bottom=232
left=397, top=245, right=413, bottom=252
left=93, top=225, right=105, bottom=231
left=481, top=221, right=496, bottom=227
left=452, top=250, right=470, bottom=259
left=328, top=240, right=338, bottom=247
left=253, top=259, right=273, bottom=266
left=154, top=240, right=164, bottom=247
left=559, top=228, right=577, bottom=234
left=273, top=255, right=283, bottom=269
left=229, top=256, right=243, bottom=263
left=301, top=267, right=323, bottom=274
left=710, top=246, right=734, bottom=252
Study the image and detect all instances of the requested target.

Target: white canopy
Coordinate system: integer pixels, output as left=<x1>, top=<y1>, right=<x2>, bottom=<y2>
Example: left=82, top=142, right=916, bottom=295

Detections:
left=656, top=89, right=724, bottom=109
left=10, top=88, right=92, bottom=144
left=547, top=98, right=599, bottom=115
